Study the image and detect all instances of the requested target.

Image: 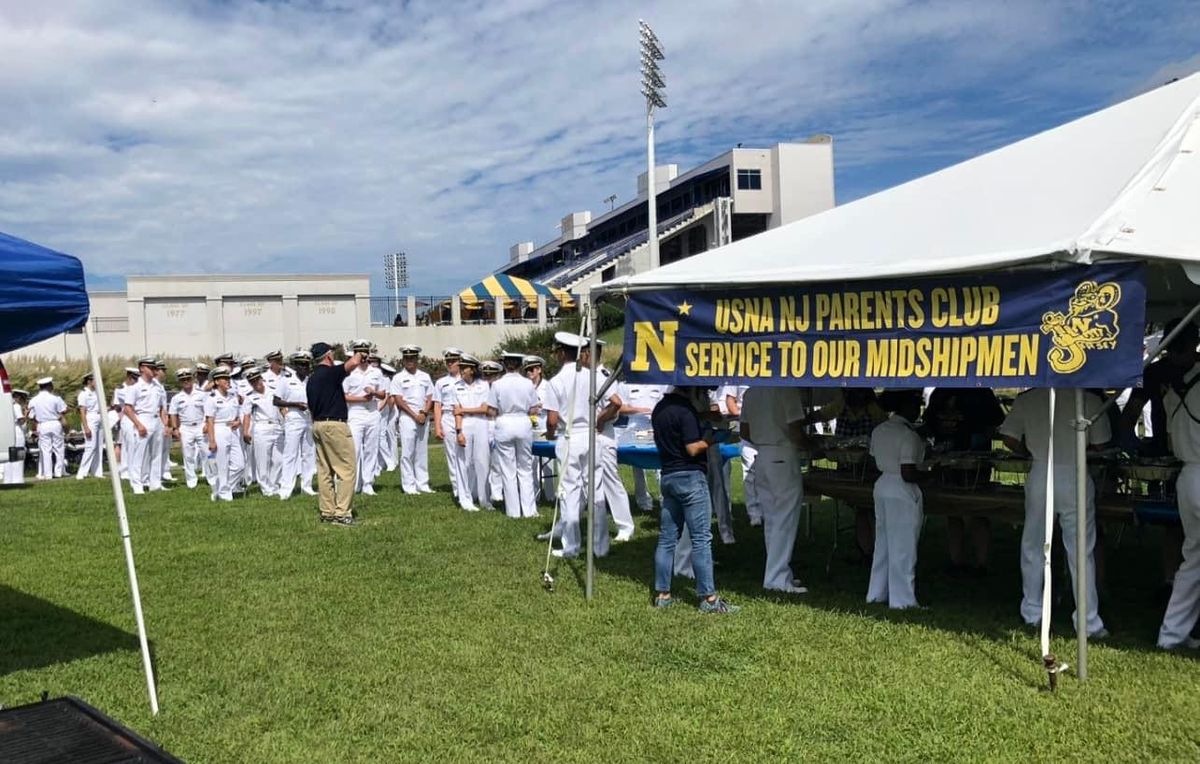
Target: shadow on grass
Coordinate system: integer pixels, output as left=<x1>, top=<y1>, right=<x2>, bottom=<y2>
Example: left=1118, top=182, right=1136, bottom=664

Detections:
left=0, top=586, right=141, bottom=676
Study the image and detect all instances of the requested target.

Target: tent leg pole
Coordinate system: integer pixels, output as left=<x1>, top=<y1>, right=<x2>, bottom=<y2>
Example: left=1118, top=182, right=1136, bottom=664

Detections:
left=1075, top=388, right=1089, bottom=681
left=85, top=323, right=160, bottom=715
left=1042, top=389, right=1058, bottom=691
left=585, top=297, right=598, bottom=602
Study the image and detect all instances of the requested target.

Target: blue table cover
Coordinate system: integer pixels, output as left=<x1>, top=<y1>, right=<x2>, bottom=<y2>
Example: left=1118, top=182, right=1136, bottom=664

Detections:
left=532, top=440, right=741, bottom=470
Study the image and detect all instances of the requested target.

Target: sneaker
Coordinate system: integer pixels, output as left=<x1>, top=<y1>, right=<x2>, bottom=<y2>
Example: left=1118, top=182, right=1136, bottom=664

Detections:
left=301, top=488, right=318, bottom=496
left=418, top=487, right=435, bottom=494
left=652, top=596, right=674, bottom=609
left=698, top=597, right=740, bottom=615
left=551, top=548, right=578, bottom=559
left=322, top=516, right=356, bottom=527
left=361, top=485, right=377, bottom=496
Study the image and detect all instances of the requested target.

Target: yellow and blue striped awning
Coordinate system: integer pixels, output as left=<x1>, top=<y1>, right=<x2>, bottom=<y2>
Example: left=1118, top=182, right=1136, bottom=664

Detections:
left=457, top=274, right=575, bottom=309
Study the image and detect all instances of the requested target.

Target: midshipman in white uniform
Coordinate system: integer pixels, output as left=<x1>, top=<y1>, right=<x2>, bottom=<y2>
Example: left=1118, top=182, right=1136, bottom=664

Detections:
left=343, top=339, right=385, bottom=495
left=124, top=358, right=168, bottom=494
left=377, top=362, right=400, bottom=478
left=453, top=355, right=493, bottom=511
left=390, top=345, right=435, bottom=494
left=524, top=356, right=555, bottom=503
left=4, top=390, right=28, bottom=484
left=1000, top=388, right=1110, bottom=638
left=277, top=351, right=318, bottom=499
left=481, top=360, right=505, bottom=504
left=29, top=377, right=66, bottom=480
left=868, top=390, right=926, bottom=610
left=434, top=348, right=466, bottom=500
left=621, top=382, right=668, bottom=512
left=168, top=368, right=209, bottom=489
left=204, top=365, right=244, bottom=502
left=76, top=372, right=104, bottom=479
left=488, top=351, right=540, bottom=518
left=243, top=368, right=284, bottom=498
left=1159, top=363, right=1200, bottom=649
left=592, top=346, right=634, bottom=550
left=154, top=360, right=175, bottom=483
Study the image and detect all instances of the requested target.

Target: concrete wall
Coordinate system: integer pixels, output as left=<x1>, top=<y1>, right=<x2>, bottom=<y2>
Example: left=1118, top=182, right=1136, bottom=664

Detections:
left=730, top=148, right=776, bottom=215
left=772, top=137, right=836, bottom=227
left=7, top=273, right=555, bottom=362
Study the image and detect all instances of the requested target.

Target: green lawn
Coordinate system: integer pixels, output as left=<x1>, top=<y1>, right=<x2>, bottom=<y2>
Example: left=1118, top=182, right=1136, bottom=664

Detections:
left=1, top=448, right=1199, bottom=762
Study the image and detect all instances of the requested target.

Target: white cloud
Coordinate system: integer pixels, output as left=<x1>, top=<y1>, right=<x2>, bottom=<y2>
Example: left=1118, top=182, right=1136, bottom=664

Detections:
left=0, top=0, right=1196, bottom=294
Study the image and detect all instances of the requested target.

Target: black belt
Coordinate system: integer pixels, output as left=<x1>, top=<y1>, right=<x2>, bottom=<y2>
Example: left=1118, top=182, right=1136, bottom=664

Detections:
left=313, top=417, right=346, bottom=422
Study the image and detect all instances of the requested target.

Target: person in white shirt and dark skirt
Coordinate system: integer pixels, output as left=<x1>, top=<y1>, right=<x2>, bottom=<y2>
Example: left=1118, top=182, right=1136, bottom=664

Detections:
left=868, top=389, right=926, bottom=610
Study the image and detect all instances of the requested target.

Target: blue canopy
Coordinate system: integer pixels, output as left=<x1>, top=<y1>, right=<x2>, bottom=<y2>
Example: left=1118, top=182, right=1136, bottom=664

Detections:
left=0, top=231, right=90, bottom=354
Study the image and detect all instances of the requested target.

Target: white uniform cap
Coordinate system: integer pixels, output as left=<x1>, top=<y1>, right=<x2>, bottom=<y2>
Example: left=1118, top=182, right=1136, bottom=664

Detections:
left=210, top=365, right=232, bottom=380
left=458, top=353, right=480, bottom=367
left=36, top=376, right=53, bottom=386
left=124, top=367, right=139, bottom=375
left=350, top=338, right=372, bottom=351
left=521, top=355, right=545, bottom=369
left=554, top=331, right=585, bottom=348
left=381, top=363, right=397, bottom=374
left=400, top=344, right=421, bottom=355
left=443, top=346, right=464, bottom=358
left=501, top=351, right=525, bottom=364
left=480, top=361, right=503, bottom=374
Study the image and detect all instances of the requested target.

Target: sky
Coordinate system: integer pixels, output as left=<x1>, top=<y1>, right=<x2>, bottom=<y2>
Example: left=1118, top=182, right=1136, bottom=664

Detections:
left=1, top=0, right=1198, bottom=296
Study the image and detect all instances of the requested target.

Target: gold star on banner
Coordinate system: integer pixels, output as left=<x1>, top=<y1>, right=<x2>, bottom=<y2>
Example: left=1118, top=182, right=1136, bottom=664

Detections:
left=677, top=301, right=693, bottom=316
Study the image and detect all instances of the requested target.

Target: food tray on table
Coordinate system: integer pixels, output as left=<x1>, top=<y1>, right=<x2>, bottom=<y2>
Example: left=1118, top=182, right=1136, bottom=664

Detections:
left=1118, top=462, right=1181, bottom=483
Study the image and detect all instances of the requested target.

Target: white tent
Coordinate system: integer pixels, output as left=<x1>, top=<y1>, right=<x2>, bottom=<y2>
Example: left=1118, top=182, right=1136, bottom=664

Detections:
left=607, top=72, right=1200, bottom=291
left=592, top=71, right=1200, bottom=684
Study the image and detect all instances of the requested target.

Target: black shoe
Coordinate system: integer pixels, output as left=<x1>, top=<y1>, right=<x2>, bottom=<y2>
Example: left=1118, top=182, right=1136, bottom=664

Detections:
left=333, top=516, right=358, bottom=527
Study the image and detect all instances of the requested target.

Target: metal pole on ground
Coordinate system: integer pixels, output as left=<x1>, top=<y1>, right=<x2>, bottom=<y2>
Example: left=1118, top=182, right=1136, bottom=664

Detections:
left=585, top=297, right=598, bottom=601
left=1042, top=388, right=1059, bottom=690
left=1075, top=388, right=1089, bottom=681
left=85, top=322, right=160, bottom=715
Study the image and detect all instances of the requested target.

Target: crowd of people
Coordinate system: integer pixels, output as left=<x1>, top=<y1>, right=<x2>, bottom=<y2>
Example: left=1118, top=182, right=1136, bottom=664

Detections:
left=9, top=321, right=1200, bottom=638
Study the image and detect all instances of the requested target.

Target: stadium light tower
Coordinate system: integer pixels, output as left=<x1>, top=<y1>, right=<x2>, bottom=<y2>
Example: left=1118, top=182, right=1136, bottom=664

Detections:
left=383, top=251, right=409, bottom=322
left=640, top=19, right=665, bottom=269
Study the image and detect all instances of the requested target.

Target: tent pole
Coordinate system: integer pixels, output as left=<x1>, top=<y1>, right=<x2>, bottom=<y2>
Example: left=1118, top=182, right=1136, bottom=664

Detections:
left=1041, top=388, right=1058, bottom=690
left=84, top=322, right=160, bottom=715
left=585, top=297, right=598, bottom=601
left=1075, top=388, right=1089, bottom=681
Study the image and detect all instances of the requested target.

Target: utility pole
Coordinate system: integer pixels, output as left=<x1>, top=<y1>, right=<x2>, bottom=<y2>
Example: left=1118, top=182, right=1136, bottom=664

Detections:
left=640, top=19, right=666, bottom=269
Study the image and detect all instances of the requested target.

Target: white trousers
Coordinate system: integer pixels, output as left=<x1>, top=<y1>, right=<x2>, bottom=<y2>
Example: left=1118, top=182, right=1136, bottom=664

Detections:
left=1160, top=464, right=1200, bottom=647
left=441, top=412, right=465, bottom=499
left=457, top=417, right=492, bottom=509
left=36, top=421, right=65, bottom=478
left=708, top=445, right=734, bottom=543
left=118, top=418, right=134, bottom=479
left=399, top=415, right=430, bottom=492
left=1019, top=462, right=1104, bottom=635
left=76, top=415, right=104, bottom=478
left=178, top=423, right=207, bottom=488
left=494, top=414, right=536, bottom=518
left=278, top=415, right=314, bottom=499
left=868, top=474, right=923, bottom=609
left=349, top=412, right=381, bottom=491
left=379, top=412, right=399, bottom=475
left=597, top=433, right=634, bottom=536
left=128, top=418, right=163, bottom=491
left=160, top=428, right=173, bottom=480
left=555, top=429, right=592, bottom=556
left=488, top=421, right=503, bottom=502
left=741, top=443, right=761, bottom=523
left=210, top=424, right=244, bottom=501
left=756, top=444, right=804, bottom=590
left=252, top=424, right=283, bottom=496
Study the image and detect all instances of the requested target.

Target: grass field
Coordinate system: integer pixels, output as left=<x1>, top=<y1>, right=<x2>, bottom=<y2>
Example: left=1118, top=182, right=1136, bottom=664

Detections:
left=2, top=446, right=1199, bottom=762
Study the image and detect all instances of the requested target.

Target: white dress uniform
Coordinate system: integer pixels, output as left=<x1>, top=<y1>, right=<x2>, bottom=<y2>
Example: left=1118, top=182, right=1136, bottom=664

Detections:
left=544, top=361, right=606, bottom=557
left=114, top=381, right=135, bottom=480
left=454, top=377, right=494, bottom=510
left=76, top=387, right=104, bottom=479
left=390, top=368, right=434, bottom=493
left=169, top=387, right=208, bottom=489
left=277, top=372, right=316, bottom=499
left=868, top=413, right=926, bottom=609
left=531, top=378, right=555, bottom=501
left=622, top=383, right=667, bottom=511
left=343, top=365, right=384, bottom=494
left=436, top=372, right=465, bottom=499
left=1000, top=388, right=1110, bottom=636
left=725, top=385, right=761, bottom=525
left=155, top=378, right=172, bottom=482
left=29, top=388, right=67, bottom=479
left=204, top=388, right=244, bottom=501
left=378, top=390, right=399, bottom=477
left=233, top=375, right=254, bottom=487
left=595, top=371, right=635, bottom=550
left=742, top=386, right=808, bottom=592
left=123, top=378, right=166, bottom=493
left=243, top=388, right=284, bottom=497
left=1159, top=367, right=1200, bottom=647
left=488, top=371, right=539, bottom=518
left=707, top=387, right=736, bottom=544
left=4, top=400, right=25, bottom=484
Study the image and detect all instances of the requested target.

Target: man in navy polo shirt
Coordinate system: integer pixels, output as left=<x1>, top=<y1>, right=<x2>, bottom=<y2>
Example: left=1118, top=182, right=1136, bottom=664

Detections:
left=651, top=386, right=739, bottom=614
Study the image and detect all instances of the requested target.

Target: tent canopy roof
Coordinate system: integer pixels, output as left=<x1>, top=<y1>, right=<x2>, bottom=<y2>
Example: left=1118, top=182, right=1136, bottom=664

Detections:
left=605, top=73, right=1200, bottom=292
left=458, top=273, right=574, bottom=308
left=0, top=231, right=90, bottom=354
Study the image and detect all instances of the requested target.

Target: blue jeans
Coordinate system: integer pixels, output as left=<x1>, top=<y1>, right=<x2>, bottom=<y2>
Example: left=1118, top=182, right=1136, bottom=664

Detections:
left=655, top=470, right=716, bottom=598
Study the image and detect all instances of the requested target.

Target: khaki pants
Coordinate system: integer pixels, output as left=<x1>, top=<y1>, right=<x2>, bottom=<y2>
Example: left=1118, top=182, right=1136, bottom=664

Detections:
left=312, top=420, right=356, bottom=518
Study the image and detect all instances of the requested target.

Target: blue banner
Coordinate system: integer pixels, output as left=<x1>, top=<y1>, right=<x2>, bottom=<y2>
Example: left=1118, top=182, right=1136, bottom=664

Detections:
left=623, top=263, right=1146, bottom=388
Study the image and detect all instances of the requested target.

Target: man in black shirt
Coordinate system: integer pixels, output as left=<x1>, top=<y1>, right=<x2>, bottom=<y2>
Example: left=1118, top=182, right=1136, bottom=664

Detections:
left=651, top=386, right=739, bottom=614
left=306, top=342, right=364, bottom=525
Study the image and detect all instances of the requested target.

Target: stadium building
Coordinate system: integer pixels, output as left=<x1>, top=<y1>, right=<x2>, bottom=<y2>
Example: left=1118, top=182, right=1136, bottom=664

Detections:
left=500, top=138, right=836, bottom=293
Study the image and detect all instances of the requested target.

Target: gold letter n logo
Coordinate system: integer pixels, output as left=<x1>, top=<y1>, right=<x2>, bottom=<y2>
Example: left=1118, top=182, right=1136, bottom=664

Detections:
left=631, top=321, right=678, bottom=372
